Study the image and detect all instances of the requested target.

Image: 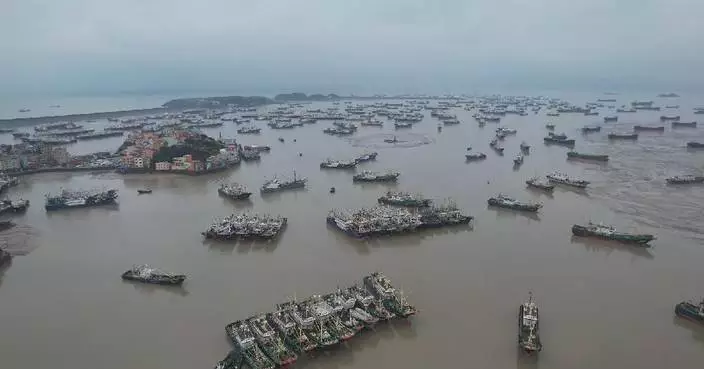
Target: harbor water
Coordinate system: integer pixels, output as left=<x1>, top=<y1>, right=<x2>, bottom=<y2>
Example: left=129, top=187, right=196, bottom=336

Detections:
left=1, top=94, right=704, bottom=369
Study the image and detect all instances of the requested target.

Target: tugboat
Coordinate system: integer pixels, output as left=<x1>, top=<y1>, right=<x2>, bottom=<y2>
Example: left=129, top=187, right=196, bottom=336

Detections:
left=261, top=172, right=307, bottom=193
left=248, top=314, right=298, bottom=366
left=352, top=171, right=400, bottom=182
left=488, top=194, right=541, bottom=212
left=465, top=152, right=487, bottom=161
left=377, top=191, right=432, bottom=207
left=666, top=175, right=704, bottom=184
left=546, top=172, right=589, bottom=188
left=518, top=293, right=543, bottom=354
left=608, top=133, right=638, bottom=140
left=218, top=183, right=252, bottom=200
left=675, top=298, right=704, bottom=325
left=270, top=301, right=317, bottom=353
left=137, top=188, right=152, bottom=194
left=520, top=142, right=530, bottom=154
left=320, top=159, right=357, bottom=169
left=225, top=321, right=275, bottom=369
left=571, top=222, right=655, bottom=245
left=364, top=272, right=417, bottom=318
left=121, top=265, right=186, bottom=285
left=525, top=177, right=555, bottom=192
left=567, top=151, right=609, bottom=162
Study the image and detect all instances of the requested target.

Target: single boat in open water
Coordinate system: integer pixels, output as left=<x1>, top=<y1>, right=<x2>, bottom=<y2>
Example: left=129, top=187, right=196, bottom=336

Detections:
left=571, top=222, right=655, bottom=245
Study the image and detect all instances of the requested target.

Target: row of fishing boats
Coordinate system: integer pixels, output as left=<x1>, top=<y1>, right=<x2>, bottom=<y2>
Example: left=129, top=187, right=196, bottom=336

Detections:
left=221, top=272, right=416, bottom=369
left=203, top=213, right=287, bottom=240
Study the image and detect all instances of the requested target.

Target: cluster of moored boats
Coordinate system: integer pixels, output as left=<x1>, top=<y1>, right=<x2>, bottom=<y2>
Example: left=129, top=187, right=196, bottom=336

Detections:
left=220, top=272, right=415, bottom=369
left=203, top=213, right=287, bottom=240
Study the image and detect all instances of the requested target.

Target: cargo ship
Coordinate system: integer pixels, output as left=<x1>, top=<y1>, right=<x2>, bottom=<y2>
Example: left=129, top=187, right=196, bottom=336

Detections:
left=44, top=189, right=118, bottom=210
left=237, top=126, right=261, bottom=134
left=121, top=265, right=186, bottom=285
left=571, top=222, right=655, bottom=245
left=567, top=151, right=609, bottom=162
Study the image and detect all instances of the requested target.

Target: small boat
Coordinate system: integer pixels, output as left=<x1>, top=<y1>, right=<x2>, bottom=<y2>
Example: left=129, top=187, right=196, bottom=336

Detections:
left=633, top=125, right=665, bottom=132
left=278, top=137, right=284, bottom=142
left=490, top=139, right=505, bottom=154
left=687, top=142, right=704, bottom=148
left=518, top=293, right=542, bottom=354
left=666, top=175, right=704, bottom=184
left=329, top=187, right=336, bottom=194
left=581, top=125, right=601, bottom=133
left=465, top=153, right=487, bottom=161
left=672, top=121, right=697, bottom=128
left=513, top=155, right=524, bottom=166
left=546, top=172, right=589, bottom=188
left=571, top=222, right=655, bottom=245
left=487, top=194, right=541, bottom=212
left=675, top=298, right=704, bottom=325
left=121, top=265, right=186, bottom=285
left=567, top=151, right=609, bottom=162
left=608, top=133, right=638, bottom=140
left=603, top=116, right=618, bottom=122
left=520, top=142, right=530, bottom=153
left=545, top=124, right=555, bottom=130
left=137, top=189, right=152, bottom=194
left=660, top=115, right=681, bottom=121
left=525, top=177, right=555, bottom=192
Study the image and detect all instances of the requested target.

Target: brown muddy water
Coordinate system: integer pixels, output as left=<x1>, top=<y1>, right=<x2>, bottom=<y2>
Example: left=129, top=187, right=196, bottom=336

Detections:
left=1, top=96, right=704, bottom=369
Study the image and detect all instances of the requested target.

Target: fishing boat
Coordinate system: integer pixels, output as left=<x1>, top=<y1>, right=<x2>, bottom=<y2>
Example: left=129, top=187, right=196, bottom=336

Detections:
left=320, top=159, right=357, bottom=169
left=608, top=133, right=638, bottom=140
left=214, top=349, right=242, bottom=369
left=490, top=138, right=505, bottom=154
left=308, top=295, right=355, bottom=341
left=513, top=155, right=524, bottom=166
left=137, top=188, right=152, bottom=194
left=633, top=125, right=665, bottom=132
left=202, top=213, right=287, bottom=240
left=225, top=321, right=276, bottom=369
left=248, top=314, right=298, bottom=366
left=236, top=126, right=261, bottom=134
left=465, top=152, right=487, bottom=161
left=525, top=177, right=555, bottom=192
left=0, top=248, right=12, bottom=266
left=377, top=191, right=432, bottom=207
left=218, top=183, right=252, bottom=200
left=567, top=151, right=609, bottom=162
left=45, top=189, right=118, bottom=210
left=520, top=142, right=530, bottom=153
left=660, top=115, right=680, bottom=121
left=546, top=172, right=589, bottom=188
left=354, top=152, right=378, bottom=163
left=571, top=222, right=655, bottom=245
left=364, top=272, right=417, bottom=318
left=261, top=172, right=306, bottom=193
left=291, top=299, right=338, bottom=347
left=666, top=175, right=704, bottom=184
left=581, top=125, right=601, bottom=133
left=270, top=302, right=317, bottom=353
left=543, top=136, right=575, bottom=147
left=488, top=194, right=541, bottom=212
left=687, top=142, right=704, bottom=148
left=349, top=284, right=395, bottom=320
left=675, top=298, right=704, bottom=325
left=672, top=121, right=697, bottom=128
left=394, top=122, right=412, bottom=129
left=518, top=293, right=543, bottom=354
left=352, top=171, right=400, bottom=182
left=545, top=124, right=555, bottom=130
left=121, top=265, right=186, bottom=285
left=604, top=116, right=618, bottom=122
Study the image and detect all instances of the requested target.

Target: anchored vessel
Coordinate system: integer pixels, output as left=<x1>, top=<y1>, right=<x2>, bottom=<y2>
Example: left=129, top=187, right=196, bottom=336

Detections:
left=218, top=183, right=252, bottom=200
left=354, top=152, right=378, bottom=163
left=518, top=293, right=543, bottom=354
left=567, top=151, right=609, bottom=162
left=0, top=199, right=30, bottom=214
left=320, top=159, right=357, bottom=169
left=490, top=138, right=505, bottom=153
left=364, top=272, right=417, bottom=318
left=543, top=136, right=575, bottom=147
left=353, top=171, right=400, bottom=182
left=513, top=155, right=524, bottom=166
left=608, top=133, right=638, bottom=140
left=687, top=142, right=704, bottom=148
left=672, top=121, right=697, bottom=128
left=45, top=189, right=118, bottom=210
left=203, top=213, right=287, bottom=240
left=488, top=194, right=541, bottom=212
left=546, top=172, right=589, bottom=188
left=465, top=152, right=487, bottom=161
left=261, top=172, right=307, bottom=193
left=291, top=298, right=339, bottom=347
left=237, top=126, right=261, bottom=134
left=226, top=321, right=276, bottom=369
left=675, top=298, right=704, bottom=325
left=633, top=125, right=665, bottom=132
left=581, top=125, right=601, bottom=133
left=121, top=265, right=186, bottom=285
left=526, top=177, right=555, bottom=192
left=377, top=191, right=432, bottom=207
left=270, top=302, right=317, bottom=353
left=666, top=175, right=704, bottom=184
left=248, top=314, right=298, bottom=366
left=571, top=222, right=655, bottom=245
left=520, top=141, right=531, bottom=153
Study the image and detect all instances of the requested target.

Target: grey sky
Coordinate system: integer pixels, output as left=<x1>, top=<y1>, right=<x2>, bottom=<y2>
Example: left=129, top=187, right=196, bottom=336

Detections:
left=1, top=0, right=701, bottom=95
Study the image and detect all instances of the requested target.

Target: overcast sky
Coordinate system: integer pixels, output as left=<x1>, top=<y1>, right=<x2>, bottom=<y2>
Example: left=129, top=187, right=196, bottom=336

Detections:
left=1, top=0, right=701, bottom=96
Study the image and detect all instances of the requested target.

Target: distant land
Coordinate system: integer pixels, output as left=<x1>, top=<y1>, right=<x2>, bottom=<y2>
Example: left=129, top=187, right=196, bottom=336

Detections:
left=0, top=92, right=455, bottom=126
